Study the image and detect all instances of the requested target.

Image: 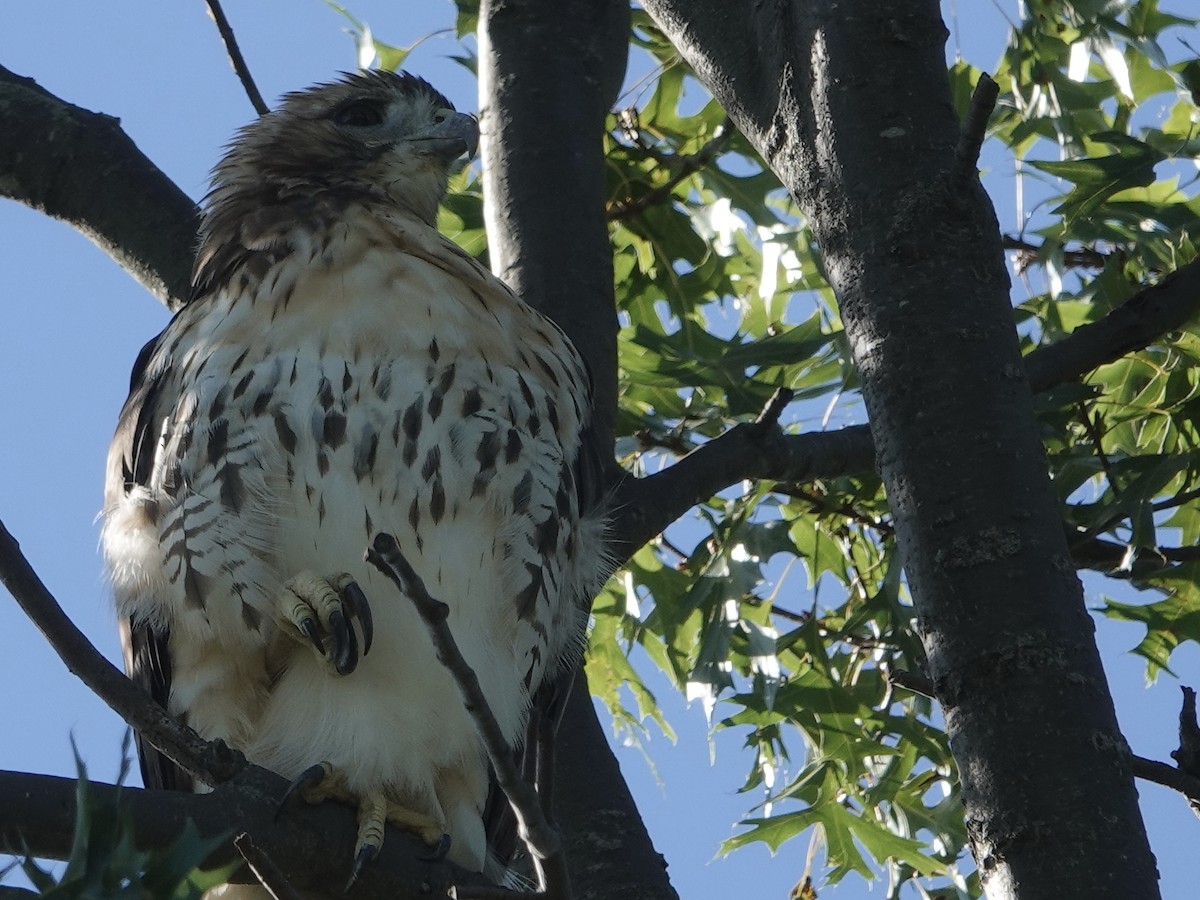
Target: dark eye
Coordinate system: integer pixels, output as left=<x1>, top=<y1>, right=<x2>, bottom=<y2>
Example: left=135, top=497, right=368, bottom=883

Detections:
left=333, top=100, right=385, bottom=127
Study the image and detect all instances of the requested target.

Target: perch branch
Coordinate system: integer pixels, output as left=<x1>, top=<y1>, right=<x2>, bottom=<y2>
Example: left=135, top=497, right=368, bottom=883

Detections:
left=367, top=534, right=569, bottom=899
left=203, top=0, right=270, bottom=116
left=0, top=770, right=482, bottom=899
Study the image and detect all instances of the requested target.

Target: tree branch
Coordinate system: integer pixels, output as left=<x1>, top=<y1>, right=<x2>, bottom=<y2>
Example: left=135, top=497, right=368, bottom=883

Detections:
left=0, top=518, right=241, bottom=787
left=366, top=534, right=567, bottom=897
left=0, top=770, right=485, bottom=899
left=607, top=116, right=733, bottom=221
left=1002, top=235, right=1109, bottom=271
left=1024, top=256, right=1200, bottom=393
left=203, top=0, right=270, bottom=116
left=951, top=72, right=998, bottom=186
left=0, top=65, right=197, bottom=309
left=1131, top=756, right=1200, bottom=807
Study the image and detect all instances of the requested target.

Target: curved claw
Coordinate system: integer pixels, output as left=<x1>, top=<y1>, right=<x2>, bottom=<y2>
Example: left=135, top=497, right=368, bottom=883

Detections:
left=346, top=842, right=380, bottom=891
left=300, top=617, right=324, bottom=655
left=418, top=832, right=452, bottom=863
left=340, top=580, right=374, bottom=656
left=329, top=608, right=358, bottom=675
left=276, top=762, right=328, bottom=822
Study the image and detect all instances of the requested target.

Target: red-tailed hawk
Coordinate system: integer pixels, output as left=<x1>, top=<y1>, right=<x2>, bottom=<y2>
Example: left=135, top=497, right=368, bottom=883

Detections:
left=102, top=70, right=606, bottom=888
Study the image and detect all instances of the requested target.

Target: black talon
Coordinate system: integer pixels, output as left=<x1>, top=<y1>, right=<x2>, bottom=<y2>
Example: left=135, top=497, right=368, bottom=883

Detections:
left=419, top=832, right=452, bottom=863
left=300, top=617, right=324, bottom=655
left=346, top=842, right=379, bottom=890
left=340, top=579, right=374, bottom=656
left=276, top=763, right=327, bottom=821
left=330, top=608, right=358, bottom=675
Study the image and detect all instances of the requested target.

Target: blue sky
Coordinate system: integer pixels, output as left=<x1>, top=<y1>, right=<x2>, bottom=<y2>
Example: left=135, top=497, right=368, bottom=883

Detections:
left=1, top=2, right=1198, bottom=898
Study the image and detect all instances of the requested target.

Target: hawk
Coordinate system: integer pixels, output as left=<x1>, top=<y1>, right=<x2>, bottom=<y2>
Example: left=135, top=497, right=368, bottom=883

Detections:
left=102, top=70, right=607, bottom=888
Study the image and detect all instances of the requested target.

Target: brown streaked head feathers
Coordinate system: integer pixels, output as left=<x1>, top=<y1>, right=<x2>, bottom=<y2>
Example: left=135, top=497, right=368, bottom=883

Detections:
left=193, top=70, right=479, bottom=299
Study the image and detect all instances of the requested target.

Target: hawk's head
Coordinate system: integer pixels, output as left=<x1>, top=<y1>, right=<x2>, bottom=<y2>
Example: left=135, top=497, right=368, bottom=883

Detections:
left=195, top=70, right=478, bottom=296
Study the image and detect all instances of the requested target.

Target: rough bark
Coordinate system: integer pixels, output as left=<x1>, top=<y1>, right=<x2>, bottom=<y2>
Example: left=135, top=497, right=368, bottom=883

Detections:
left=477, top=0, right=628, bottom=466
left=639, top=0, right=1161, bottom=895
left=0, top=64, right=196, bottom=308
left=476, top=2, right=679, bottom=898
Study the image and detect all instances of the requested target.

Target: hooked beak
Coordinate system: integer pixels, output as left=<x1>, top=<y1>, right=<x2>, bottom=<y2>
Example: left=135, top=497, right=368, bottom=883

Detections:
left=421, top=112, right=479, bottom=161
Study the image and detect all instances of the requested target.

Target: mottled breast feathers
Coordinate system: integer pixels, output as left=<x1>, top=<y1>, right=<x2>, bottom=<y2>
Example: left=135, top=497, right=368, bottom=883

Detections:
left=102, top=70, right=608, bottom=884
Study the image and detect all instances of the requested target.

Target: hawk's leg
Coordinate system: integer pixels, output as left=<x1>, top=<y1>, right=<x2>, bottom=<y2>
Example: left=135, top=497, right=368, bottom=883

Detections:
left=278, top=761, right=450, bottom=887
left=276, top=571, right=374, bottom=676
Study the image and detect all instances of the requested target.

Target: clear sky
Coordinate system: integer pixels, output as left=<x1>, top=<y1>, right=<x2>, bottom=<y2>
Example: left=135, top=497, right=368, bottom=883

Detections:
left=1, top=2, right=1198, bottom=898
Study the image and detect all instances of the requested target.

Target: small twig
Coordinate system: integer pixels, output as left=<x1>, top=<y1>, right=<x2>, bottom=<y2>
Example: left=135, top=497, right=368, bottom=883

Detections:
left=1076, top=401, right=1119, bottom=494
left=751, top=386, right=795, bottom=432
left=234, top=833, right=304, bottom=900
left=772, top=481, right=895, bottom=538
left=1001, top=235, right=1110, bottom=272
left=1152, top=485, right=1200, bottom=514
left=366, top=534, right=569, bottom=898
left=952, top=72, right=998, bottom=185
left=608, top=116, right=734, bottom=221
left=634, top=428, right=695, bottom=456
left=1171, top=686, right=1200, bottom=776
left=204, top=0, right=270, bottom=116
left=0, top=518, right=244, bottom=786
left=769, top=605, right=810, bottom=624
left=887, top=668, right=936, bottom=699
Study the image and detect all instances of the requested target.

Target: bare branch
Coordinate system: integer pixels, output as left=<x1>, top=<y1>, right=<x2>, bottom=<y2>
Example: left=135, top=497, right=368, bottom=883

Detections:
left=1025, top=256, right=1200, bottom=393
left=607, top=116, right=734, bottom=221
left=1002, top=235, right=1109, bottom=271
left=887, top=668, right=936, bottom=699
left=1132, top=756, right=1200, bottom=808
left=0, top=65, right=197, bottom=309
left=367, top=534, right=569, bottom=897
left=610, top=421, right=876, bottom=564
left=0, top=517, right=242, bottom=787
left=203, top=0, right=270, bottom=117
left=951, top=72, right=998, bottom=186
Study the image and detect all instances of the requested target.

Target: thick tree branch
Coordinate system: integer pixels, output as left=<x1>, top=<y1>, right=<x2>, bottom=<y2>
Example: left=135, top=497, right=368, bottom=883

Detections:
left=478, top=0, right=629, bottom=468
left=0, top=65, right=196, bottom=308
left=0, top=770, right=486, bottom=899
left=951, top=73, right=998, bottom=187
left=639, top=0, right=1162, bottom=892
left=611, top=421, right=876, bottom=564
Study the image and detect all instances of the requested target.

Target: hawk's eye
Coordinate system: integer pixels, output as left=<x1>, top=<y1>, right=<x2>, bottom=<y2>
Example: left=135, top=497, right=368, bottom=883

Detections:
left=334, top=100, right=386, bottom=128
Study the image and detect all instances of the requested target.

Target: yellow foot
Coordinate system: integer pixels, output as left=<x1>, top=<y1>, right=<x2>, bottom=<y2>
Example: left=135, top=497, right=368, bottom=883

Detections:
left=277, top=762, right=450, bottom=887
left=278, top=571, right=373, bottom=675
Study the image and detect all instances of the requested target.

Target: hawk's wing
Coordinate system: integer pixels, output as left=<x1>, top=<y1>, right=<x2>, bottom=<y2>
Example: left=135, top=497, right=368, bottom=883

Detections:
left=482, top=398, right=608, bottom=872
left=108, top=331, right=192, bottom=793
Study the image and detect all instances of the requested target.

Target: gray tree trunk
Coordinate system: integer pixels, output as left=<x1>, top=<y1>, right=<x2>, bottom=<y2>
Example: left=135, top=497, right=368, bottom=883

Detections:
left=640, top=0, right=1160, bottom=895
